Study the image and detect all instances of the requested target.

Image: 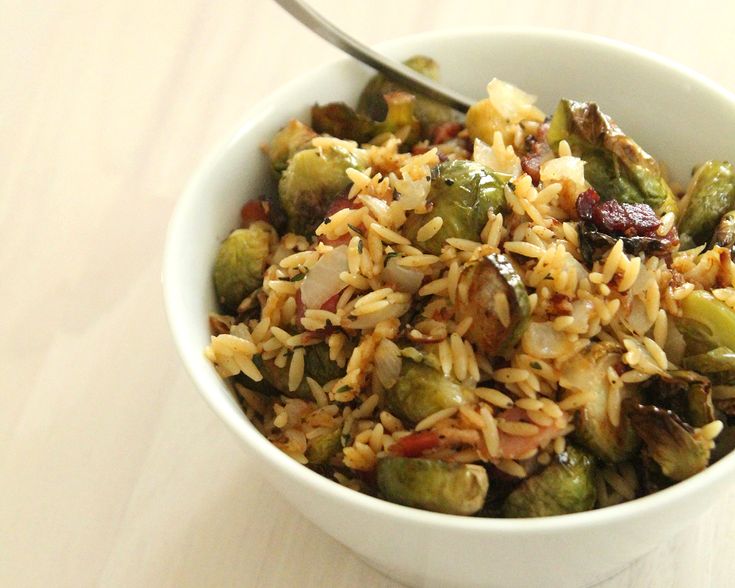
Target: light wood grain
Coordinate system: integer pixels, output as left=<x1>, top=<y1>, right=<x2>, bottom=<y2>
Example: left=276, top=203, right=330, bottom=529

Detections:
left=1, top=1, right=735, bottom=586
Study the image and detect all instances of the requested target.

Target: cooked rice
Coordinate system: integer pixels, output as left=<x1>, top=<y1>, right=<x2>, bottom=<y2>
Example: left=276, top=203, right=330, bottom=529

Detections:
left=416, top=216, right=444, bottom=242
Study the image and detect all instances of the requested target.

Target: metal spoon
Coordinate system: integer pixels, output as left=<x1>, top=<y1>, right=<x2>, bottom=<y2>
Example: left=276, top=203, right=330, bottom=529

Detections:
left=273, top=0, right=474, bottom=113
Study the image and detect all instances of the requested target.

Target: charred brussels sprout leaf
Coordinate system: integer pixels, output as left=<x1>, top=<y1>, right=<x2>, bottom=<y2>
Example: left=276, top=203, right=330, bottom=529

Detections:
left=235, top=355, right=278, bottom=396
left=213, top=222, right=274, bottom=313
left=678, top=161, right=735, bottom=248
left=377, top=457, right=489, bottom=515
left=677, top=291, right=735, bottom=353
left=547, top=99, right=678, bottom=216
left=683, top=347, right=735, bottom=376
left=386, top=357, right=472, bottom=425
left=560, top=343, right=640, bottom=462
left=455, top=253, right=530, bottom=356
left=278, top=145, right=365, bottom=235
left=640, top=370, right=714, bottom=428
left=578, top=221, right=666, bottom=265
left=710, top=210, right=735, bottom=259
left=305, top=428, right=342, bottom=464
left=259, top=342, right=344, bottom=399
left=403, top=159, right=508, bottom=255
left=628, top=403, right=711, bottom=482
left=357, top=55, right=455, bottom=136
left=267, top=119, right=317, bottom=173
left=502, top=446, right=597, bottom=518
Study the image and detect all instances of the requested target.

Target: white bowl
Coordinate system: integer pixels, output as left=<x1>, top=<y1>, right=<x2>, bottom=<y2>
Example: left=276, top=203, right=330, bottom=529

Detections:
left=164, top=28, right=735, bottom=588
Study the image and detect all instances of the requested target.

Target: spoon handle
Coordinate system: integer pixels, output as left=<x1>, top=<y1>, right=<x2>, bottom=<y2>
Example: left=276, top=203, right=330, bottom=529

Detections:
left=273, top=0, right=474, bottom=113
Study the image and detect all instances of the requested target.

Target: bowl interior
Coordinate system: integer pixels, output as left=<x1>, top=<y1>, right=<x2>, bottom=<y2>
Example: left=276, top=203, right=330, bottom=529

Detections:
left=164, top=28, right=735, bottom=532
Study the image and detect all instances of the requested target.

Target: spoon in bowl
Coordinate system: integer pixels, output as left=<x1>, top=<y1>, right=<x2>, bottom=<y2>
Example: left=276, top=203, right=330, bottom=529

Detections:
left=272, top=0, right=474, bottom=113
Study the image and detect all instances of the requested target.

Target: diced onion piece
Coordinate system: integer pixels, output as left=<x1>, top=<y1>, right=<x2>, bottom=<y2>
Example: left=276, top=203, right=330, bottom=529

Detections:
left=486, top=78, right=544, bottom=123
left=521, top=321, right=575, bottom=359
left=540, top=156, right=586, bottom=195
left=300, top=245, right=348, bottom=308
left=374, top=339, right=402, bottom=389
left=383, top=256, right=423, bottom=294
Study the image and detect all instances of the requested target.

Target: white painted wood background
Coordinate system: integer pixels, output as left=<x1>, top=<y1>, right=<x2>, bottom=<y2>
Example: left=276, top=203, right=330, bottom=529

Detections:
left=2, top=1, right=734, bottom=586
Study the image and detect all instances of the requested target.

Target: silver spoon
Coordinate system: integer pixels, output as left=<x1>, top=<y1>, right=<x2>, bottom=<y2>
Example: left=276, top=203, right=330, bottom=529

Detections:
left=273, top=0, right=474, bottom=113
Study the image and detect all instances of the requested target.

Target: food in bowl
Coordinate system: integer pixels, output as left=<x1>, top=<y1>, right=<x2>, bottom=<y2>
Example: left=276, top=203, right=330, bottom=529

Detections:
left=204, top=55, right=735, bottom=518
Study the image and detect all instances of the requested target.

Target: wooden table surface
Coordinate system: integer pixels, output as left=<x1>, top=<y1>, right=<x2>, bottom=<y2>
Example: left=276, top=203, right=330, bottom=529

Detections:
left=2, top=1, right=735, bottom=586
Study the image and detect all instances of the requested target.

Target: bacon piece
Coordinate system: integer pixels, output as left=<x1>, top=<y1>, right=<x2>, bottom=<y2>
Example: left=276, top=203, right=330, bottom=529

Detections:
left=389, top=431, right=441, bottom=457
left=431, top=121, right=463, bottom=145
left=497, top=407, right=567, bottom=460
left=520, top=121, right=552, bottom=185
left=318, top=197, right=363, bottom=247
left=240, top=200, right=269, bottom=227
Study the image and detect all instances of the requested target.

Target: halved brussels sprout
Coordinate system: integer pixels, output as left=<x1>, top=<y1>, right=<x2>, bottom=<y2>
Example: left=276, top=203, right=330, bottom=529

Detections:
left=502, top=445, right=597, bottom=518
left=677, top=291, right=735, bottom=353
left=357, top=55, right=455, bottom=136
left=560, top=342, right=640, bottom=462
left=455, top=253, right=530, bottom=357
left=266, top=119, right=317, bottom=173
left=547, top=99, right=678, bottom=216
left=385, top=356, right=472, bottom=425
left=259, top=343, right=344, bottom=400
left=213, top=222, right=274, bottom=313
left=278, top=144, right=365, bottom=235
left=403, top=159, right=508, bottom=255
left=628, top=403, right=710, bottom=482
left=377, top=457, right=489, bottom=515
left=678, top=161, right=735, bottom=248
left=306, top=428, right=342, bottom=464
left=640, top=370, right=715, bottom=428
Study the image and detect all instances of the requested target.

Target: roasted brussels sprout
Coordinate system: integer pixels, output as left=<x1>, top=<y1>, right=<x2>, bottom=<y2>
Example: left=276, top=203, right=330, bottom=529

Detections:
left=560, top=343, right=640, bottom=462
left=677, top=291, right=735, bottom=353
left=312, top=91, right=420, bottom=148
left=502, top=446, right=597, bottom=518
left=678, top=161, right=735, bottom=248
left=547, top=99, right=678, bottom=216
left=266, top=119, right=317, bottom=173
left=403, top=159, right=508, bottom=255
left=455, top=253, right=530, bottom=357
left=385, top=356, right=472, bottom=424
left=357, top=55, right=455, bottom=136
left=710, top=210, right=735, bottom=259
left=259, top=343, right=344, bottom=399
left=213, top=222, right=274, bottom=313
left=376, top=457, right=489, bottom=515
left=640, top=370, right=715, bottom=428
left=628, top=403, right=711, bottom=482
left=278, top=144, right=365, bottom=235
left=306, top=428, right=342, bottom=464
